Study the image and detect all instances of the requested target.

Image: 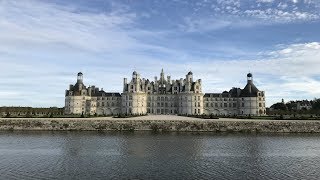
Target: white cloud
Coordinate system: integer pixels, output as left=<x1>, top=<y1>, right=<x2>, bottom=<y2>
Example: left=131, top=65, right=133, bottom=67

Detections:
left=0, top=0, right=139, bottom=53
left=0, top=0, right=319, bottom=108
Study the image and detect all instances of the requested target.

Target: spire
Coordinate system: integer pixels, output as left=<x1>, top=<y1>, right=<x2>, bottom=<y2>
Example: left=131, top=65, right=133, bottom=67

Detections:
left=160, top=68, right=165, bottom=81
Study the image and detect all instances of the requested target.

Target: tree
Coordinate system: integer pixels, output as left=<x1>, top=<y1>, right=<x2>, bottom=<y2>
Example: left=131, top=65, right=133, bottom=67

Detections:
left=312, top=99, right=320, bottom=110
left=270, top=103, right=288, bottom=111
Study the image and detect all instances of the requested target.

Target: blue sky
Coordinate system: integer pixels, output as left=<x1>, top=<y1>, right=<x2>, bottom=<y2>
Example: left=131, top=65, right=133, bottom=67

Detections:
left=0, top=0, right=320, bottom=107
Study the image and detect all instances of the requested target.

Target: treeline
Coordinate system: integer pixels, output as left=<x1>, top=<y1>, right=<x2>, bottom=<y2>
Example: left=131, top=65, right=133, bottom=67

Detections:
left=0, top=107, right=64, bottom=118
left=268, top=99, right=320, bottom=115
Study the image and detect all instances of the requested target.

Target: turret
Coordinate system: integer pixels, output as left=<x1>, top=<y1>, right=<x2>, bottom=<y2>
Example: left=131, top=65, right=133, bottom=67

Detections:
left=186, top=71, right=193, bottom=82
left=132, top=71, right=137, bottom=80
left=77, top=72, right=83, bottom=84
left=160, top=69, right=165, bottom=85
left=247, top=73, right=253, bottom=83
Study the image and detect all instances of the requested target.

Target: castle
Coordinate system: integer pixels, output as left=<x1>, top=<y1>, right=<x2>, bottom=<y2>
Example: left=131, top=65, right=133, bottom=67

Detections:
left=65, top=70, right=266, bottom=116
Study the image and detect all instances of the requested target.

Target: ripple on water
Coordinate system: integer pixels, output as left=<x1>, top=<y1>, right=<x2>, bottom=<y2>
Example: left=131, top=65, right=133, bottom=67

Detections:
left=0, top=132, right=320, bottom=179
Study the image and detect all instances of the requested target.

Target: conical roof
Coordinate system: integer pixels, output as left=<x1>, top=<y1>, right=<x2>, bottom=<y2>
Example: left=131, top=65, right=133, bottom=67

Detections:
left=240, top=81, right=259, bottom=97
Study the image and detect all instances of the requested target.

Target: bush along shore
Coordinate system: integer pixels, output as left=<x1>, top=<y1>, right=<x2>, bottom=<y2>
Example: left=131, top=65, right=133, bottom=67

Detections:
left=1, top=118, right=320, bottom=133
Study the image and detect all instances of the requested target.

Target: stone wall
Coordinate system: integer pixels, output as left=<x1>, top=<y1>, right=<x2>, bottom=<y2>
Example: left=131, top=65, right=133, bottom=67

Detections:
left=1, top=118, right=320, bottom=133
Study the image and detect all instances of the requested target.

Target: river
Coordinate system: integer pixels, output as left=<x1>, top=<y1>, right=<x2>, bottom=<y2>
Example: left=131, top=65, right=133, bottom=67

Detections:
left=0, top=131, right=319, bottom=179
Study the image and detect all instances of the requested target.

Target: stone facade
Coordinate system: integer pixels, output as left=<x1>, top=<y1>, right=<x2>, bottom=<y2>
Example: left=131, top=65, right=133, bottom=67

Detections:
left=65, top=72, right=121, bottom=115
left=65, top=70, right=266, bottom=116
left=203, top=73, right=266, bottom=116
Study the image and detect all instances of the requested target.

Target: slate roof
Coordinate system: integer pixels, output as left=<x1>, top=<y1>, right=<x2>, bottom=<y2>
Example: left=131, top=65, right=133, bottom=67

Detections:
left=239, top=81, right=259, bottom=97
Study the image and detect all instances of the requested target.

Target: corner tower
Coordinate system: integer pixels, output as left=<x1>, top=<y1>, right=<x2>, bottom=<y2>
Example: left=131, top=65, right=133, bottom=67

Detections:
left=239, top=73, right=266, bottom=116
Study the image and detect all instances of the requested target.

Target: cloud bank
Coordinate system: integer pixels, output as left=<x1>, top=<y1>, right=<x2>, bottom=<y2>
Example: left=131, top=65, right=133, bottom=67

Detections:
left=0, top=0, right=319, bottom=107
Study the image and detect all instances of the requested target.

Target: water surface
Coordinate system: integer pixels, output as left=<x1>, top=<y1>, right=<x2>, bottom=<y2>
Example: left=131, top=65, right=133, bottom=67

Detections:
left=0, top=131, right=319, bottom=179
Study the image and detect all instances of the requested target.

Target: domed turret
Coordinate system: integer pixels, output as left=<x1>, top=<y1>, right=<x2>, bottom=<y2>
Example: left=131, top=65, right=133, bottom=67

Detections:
left=247, top=73, right=253, bottom=82
left=186, top=71, right=193, bottom=82
left=132, top=71, right=138, bottom=79
left=77, top=72, right=83, bottom=83
left=240, top=73, right=259, bottom=97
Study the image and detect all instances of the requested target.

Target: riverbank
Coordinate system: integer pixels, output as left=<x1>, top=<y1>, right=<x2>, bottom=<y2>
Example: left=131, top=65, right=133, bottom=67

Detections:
left=1, top=115, right=320, bottom=132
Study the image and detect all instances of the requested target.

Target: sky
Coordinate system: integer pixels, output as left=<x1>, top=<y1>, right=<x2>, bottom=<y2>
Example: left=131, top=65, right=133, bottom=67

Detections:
left=0, top=0, right=320, bottom=107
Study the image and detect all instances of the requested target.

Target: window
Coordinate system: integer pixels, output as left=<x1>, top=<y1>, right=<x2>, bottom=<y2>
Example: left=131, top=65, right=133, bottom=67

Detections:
left=198, top=96, right=200, bottom=100
left=198, top=102, right=200, bottom=107
left=242, top=103, right=244, bottom=107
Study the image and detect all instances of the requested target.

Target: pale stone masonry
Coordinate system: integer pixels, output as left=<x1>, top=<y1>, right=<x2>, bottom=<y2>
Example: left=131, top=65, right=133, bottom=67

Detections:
left=65, top=70, right=266, bottom=116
